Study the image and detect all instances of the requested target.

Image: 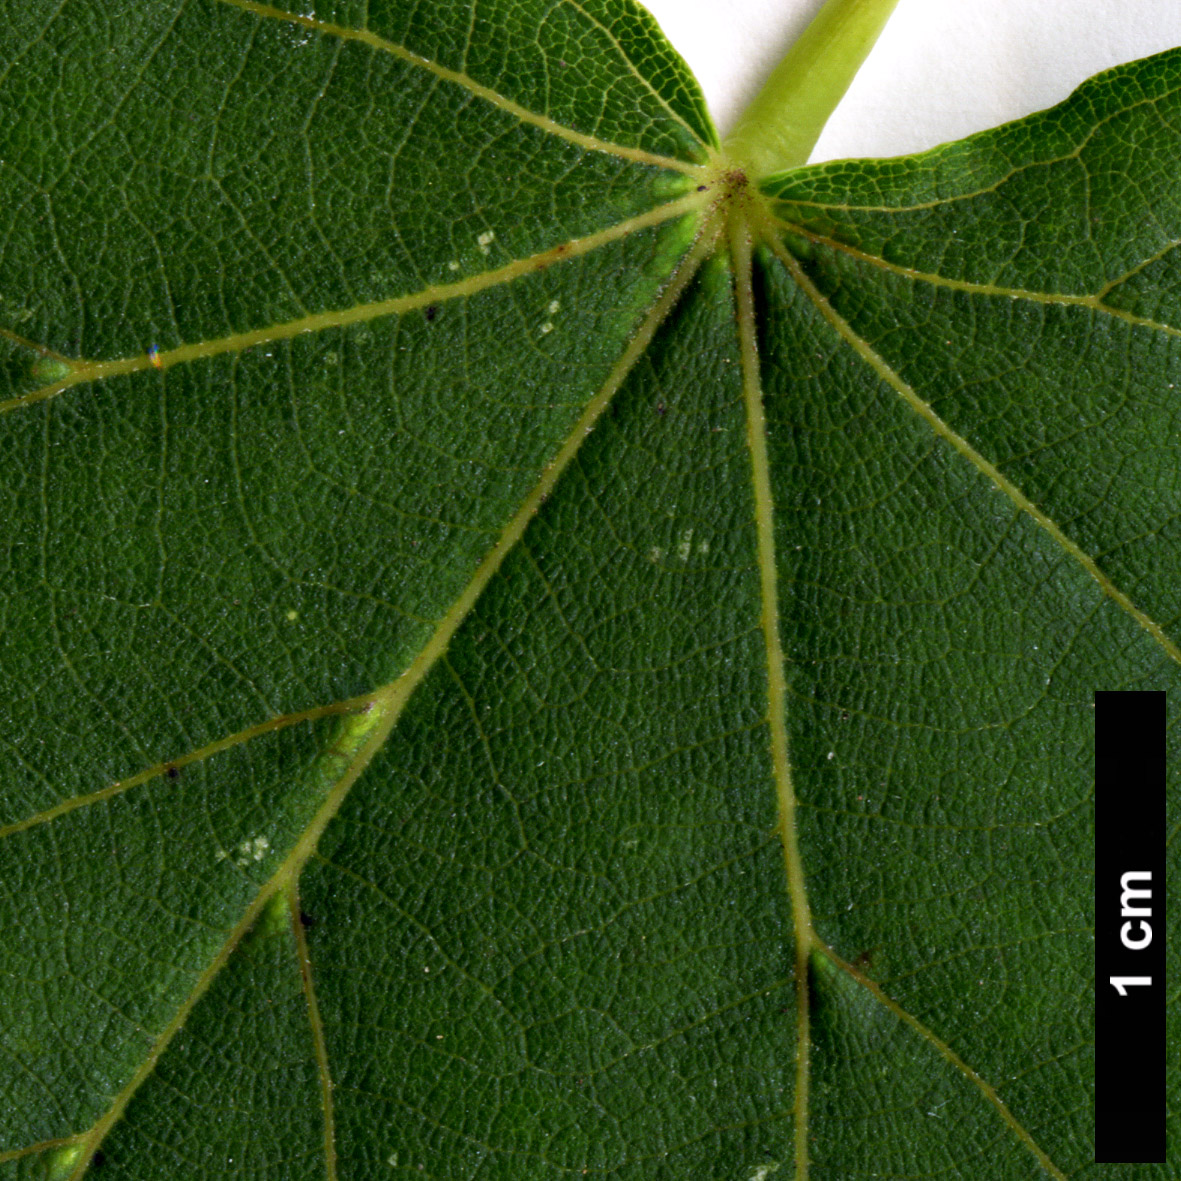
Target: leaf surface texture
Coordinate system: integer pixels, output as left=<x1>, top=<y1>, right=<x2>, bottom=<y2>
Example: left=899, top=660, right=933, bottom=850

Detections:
left=0, top=1, right=1177, bottom=1177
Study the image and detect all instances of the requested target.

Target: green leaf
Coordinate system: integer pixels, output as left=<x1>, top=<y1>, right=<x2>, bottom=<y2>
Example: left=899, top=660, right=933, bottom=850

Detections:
left=0, top=1, right=1176, bottom=1177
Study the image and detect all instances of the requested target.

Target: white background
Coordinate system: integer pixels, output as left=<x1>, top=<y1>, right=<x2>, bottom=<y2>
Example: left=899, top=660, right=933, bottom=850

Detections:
left=642, top=0, right=1181, bottom=161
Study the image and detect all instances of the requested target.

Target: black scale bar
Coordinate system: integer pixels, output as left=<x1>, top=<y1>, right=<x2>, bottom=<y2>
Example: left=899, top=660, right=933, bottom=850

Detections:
left=1095, top=690, right=1166, bottom=1164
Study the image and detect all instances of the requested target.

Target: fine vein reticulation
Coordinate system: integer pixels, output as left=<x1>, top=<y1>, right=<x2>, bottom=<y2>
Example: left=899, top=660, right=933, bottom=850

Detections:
left=759, top=229, right=1181, bottom=670
left=8, top=3, right=1173, bottom=1175
left=216, top=0, right=708, bottom=174
left=43, top=210, right=721, bottom=1181
left=4, top=164, right=1133, bottom=1181
left=17, top=180, right=1097, bottom=1180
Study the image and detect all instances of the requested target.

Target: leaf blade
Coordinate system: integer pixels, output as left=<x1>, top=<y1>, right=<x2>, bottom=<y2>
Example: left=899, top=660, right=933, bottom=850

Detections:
left=3, top=4, right=1180, bottom=1177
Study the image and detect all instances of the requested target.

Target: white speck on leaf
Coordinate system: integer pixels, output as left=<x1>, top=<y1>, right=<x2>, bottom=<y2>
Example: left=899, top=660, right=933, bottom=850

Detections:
left=225, top=834, right=270, bottom=868
left=748, top=1161, right=781, bottom=1180
left=477, top=230, right=495, bottom=253
left=678, top=528, right=693, bottom=560
left=547, top=299, right=560, bottom=314
left=540, top=322, right=553, bottom=335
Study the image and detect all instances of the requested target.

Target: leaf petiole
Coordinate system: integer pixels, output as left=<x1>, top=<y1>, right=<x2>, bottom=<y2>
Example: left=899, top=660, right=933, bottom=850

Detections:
left=723, top=0, right=902, bottom=178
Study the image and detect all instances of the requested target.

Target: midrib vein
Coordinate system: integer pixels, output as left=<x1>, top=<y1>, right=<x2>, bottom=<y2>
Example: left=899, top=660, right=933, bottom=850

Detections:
left=60, top=220, right=718, bottom=1181
left=814, top=943, right=1069, bottom=1181
left=773, top=216, right=1181, bottom=339
left=215, top=0, right=706, bottom=175
left=763, top=232, right=1181, bottom=668
left=2, top=193, right=705, bottom=414
left=730, top=217, right=815, bottom=1181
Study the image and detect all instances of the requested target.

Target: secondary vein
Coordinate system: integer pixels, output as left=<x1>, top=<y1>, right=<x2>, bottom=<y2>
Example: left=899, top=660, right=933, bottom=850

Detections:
left=772, top=215, right=1181, bottom=339
left=290, top=880, right=338, bottom=1181
left=0, top=326, right=70, bottom=361
left=2, top=192, right=707, bottom=414
left=215, top=0, right=708, bottom=175
left=559, top=0, right=712, bottom=151
left=729, top=215, right=815, bottom=1181
left=0, top=1133, right=81, bottom=1165
left=764, top=81, right=1181, bottom=216
left=762, top=231, right=1181, bottom=668
left=814, top=942, right=1069, bottom=1181
left=0, top=692, right=375, bottom=843
left=60, top=216, right=719, bottom=1181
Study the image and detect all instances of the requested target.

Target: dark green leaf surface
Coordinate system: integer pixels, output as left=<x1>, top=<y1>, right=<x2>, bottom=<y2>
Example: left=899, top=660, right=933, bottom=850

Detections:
left=0, top=1, right=1177, bottom=1177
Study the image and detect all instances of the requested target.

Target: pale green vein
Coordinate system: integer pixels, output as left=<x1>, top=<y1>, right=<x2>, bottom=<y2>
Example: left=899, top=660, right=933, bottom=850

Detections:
left=767, top=80, right=1181, bottom=214
left=1095, top=234, right=1181, bottom=299
left=762, top=231, right=1181, bottom=668
left=0, top=1133, right=79, bottom=1166
left=0, top=0, right=69, bottom=96
left=1, top=192, right=707, bottom=414
left=560, top=0, right=712, bottom=151
left=730, top=214, right=815, bottom=1181
left=290, top=880, right=337, bottom=1181
left=814, top=942, right=1069, bottom=1181
left=0, top=692, right=374, bottom=843
left=215, top=0, right=707, bottom=175
left=772, top=214, right=1181, bottom=339
left=60, top=217, right=719, bottom=1181
left=770, top=156, right=1062, bottom=215
left=0, top=325, right=70, bottom=361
